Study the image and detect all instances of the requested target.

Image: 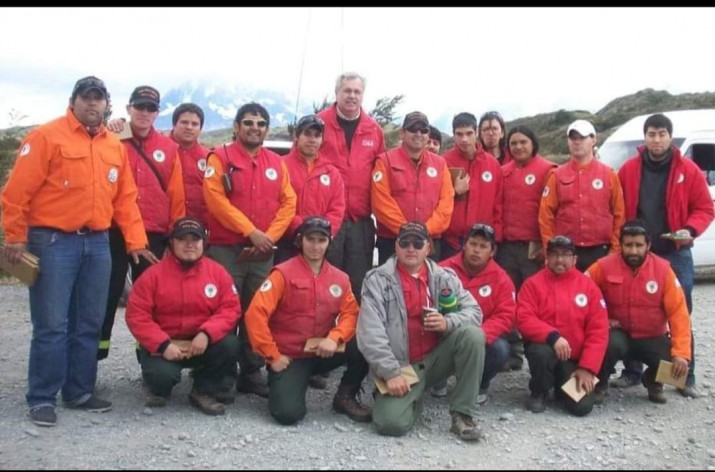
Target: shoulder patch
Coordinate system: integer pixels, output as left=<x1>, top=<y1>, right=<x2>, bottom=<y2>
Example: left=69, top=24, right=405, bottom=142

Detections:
left=542, top=186, right=550, bottom=197
left=260, top=280, right=273, bottom=292
left=372, top=171, right=383, bottom=182
left=19, top=143, right=31, bottom=157
left=204, top=166, right=216, bottom=178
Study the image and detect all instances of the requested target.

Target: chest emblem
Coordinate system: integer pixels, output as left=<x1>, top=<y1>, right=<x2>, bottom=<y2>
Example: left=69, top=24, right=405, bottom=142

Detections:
left=575, top=293, right=588, bottom=307
left=362, top=139, right=374, bottom=148
left=197, top=158, right=207, bottom=172
left=108, top=168, right=118, bottom=183
left=525, top=174, right=536, bottom=185
left=329, top=284, right=343, bottom=298
left=320, top=174, right=331, bottom=186
left=478, top=285, right=492, bottom=297
left=426, top=166, right=438, bottom=178
left=645, top=280, right=659, bottom=294
left=153, top=150, right=166, bottom=163
left=592, top=178, right=603, bottom=190
left=482, top=171, right=493, bottom=182
left=265, top=168, right=278, bottom=181
left=204, top=283, right=217, bottom=298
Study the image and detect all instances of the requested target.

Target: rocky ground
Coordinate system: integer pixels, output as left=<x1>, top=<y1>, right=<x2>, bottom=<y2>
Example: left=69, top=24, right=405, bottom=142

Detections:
left=1, top=281, right=715, bottom=470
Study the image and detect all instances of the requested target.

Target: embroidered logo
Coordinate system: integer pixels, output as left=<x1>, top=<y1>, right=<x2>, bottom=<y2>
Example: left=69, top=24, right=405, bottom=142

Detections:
left=265, top=168, right=278, bottom=181
left=575, top=293, right=588, bottom=307
left=204, top=166, right=215, bottom=178
left=329, top=284, right=343, bottom=298
left=197, top=158, right=207, bottom=172
left=525, top=174, right=536, bottom=185
left=542, top=186, right=550, bottom=197
left=108, top=168, right=118, bottom=183
left=320, top=174, right=331, bottom=186
left=153, top=150, right=166, bottom=163
left=260, top=280, right=273, bottom=292
left=204, top=283, right=217, bottom=298
left=426, top=166, right=438, bottom=178
left=592, top=178, right=604, bottom=190
left=482, top=171, right=493, bottom=182
left=479, top=285, right=492, bottom=297
left=362, top=139, right=374, bottom=147
left=19, top=143, right=30, bottom=157
left=645, top=280, right=659, bottom=294
left=372, top=171, right=383, bottom=182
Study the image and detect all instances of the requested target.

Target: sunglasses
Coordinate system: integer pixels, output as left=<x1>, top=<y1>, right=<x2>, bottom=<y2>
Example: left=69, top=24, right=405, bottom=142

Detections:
left=397, top=238, right=427, bottom=250
left=133, top=103, right=159, bottom=113
left=468, top=223, right=495, bottom=238
left=304, top=216, right=331, bottom=229
left=405, top=127, right=430, bottom=135
left=241, top=119, right=268, bottom=128
left=621, top=225, right=648, bottom=236
left=297, top=115, right=325, bottom=129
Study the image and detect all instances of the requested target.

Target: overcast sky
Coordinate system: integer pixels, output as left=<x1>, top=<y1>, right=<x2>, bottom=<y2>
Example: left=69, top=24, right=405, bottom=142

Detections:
left=1, top=7, right=714, bottom=129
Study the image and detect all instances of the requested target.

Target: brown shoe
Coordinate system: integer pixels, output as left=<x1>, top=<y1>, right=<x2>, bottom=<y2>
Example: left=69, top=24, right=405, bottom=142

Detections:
left=308, top=374, right=328, bottom=390
left=189, top=390, right=225, bottom=416
left=214, top=388, right=235, bottom=405
left=236, top=371, right=269, bottom=398
left=527, top=392, right=546, bottom=413
left=143, top=385, right=168, bottom=407
left=450, top=412, right=482, bottom=441
left=332, top=383, right=372, bottom=423
left=642, top=375, right=667, bottom=404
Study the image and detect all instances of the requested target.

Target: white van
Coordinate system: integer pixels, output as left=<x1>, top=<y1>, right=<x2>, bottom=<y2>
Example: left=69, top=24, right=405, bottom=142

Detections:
left=596, top=109, right=715, bottom=271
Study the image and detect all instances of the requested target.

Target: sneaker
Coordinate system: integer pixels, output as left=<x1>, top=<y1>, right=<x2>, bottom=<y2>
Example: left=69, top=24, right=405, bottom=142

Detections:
left=678, top=385, right=701, bottom=399
left=450, top=412, right=482, bottom=441
left=308, top=374, right=328, bottom=390
left=526, top=392, right=546, bottom=413
left=236, top=371, right=269, bottom=398
left=431, top=380, right=448, bottom=398
left=189, top=390, right=225, bottom=416
left=610, top=373, right=639, bottom=389
left=29, top=406, right=56, bottom=427
left=476, top=393, right=488, bottom=405
left=642, top=376, right=667, bottom=404
left=66, top=395, right=113, bottom=413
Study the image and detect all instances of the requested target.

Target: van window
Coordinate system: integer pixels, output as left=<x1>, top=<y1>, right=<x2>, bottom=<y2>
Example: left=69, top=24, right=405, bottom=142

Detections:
left=597, top=138, right=685, bottom=170
left=685, top=143, right=715, bottom=185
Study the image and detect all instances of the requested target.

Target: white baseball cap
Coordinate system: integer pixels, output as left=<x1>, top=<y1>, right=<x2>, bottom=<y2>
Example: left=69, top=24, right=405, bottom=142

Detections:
left=567, top=119, right=596, bottom=137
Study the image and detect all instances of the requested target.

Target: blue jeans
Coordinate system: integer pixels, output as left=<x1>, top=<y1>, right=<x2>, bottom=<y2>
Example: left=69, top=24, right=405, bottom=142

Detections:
left=481, top=337, right=510, bottom=391
left=622, top=247, right=696, bottom=386
left=26, top=227, right=111, bottom=408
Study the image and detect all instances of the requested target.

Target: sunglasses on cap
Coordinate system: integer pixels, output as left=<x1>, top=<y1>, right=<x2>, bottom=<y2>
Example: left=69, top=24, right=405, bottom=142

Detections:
left=297, top=115, right=325, bottom=128
left=303, top=216, right=331, bottom=229
left=468, top=223, right=495, bottom=238
left=241, top=119, right=268, bottom=128
left=397, top=238, right=427, bottom=250
left=621, top=225, right=648, bottom=236
left=133, top=103, right=159, bottom=113
left=405, top=126, right=430, bottom=135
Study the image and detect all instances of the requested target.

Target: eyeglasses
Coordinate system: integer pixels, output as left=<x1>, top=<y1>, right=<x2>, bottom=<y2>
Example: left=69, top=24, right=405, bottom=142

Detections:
left=397, top=238, right=427, bottom=250
left=405, top=127, right=430, bottom=135
left=468, top=223, right=495, bottom=239
left=133, top=103, right=159, bottom=113
left=241, top=119, right=268, bottom=128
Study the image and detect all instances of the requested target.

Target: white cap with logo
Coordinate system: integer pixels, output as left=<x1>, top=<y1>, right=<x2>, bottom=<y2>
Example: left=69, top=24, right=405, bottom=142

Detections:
left=567, top=119, right=596, bottom=137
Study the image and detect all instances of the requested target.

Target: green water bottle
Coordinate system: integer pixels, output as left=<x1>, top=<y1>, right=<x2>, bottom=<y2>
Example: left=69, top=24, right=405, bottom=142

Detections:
left=438, top=288, right=458, bottom=314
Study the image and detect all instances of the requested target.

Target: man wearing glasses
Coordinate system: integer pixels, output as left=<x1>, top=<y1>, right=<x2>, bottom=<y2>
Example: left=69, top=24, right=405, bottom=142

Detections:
left=100, top=85, right=184, bottom=361
left=516, top=235, right=608, bottom=416
left=585, top=220, right=691, bottom=404
left=371, top=112, right=454, bottom=264
left=245, top=216, right=371, bottom=425
left=203, top=102, right=297, bottom=399
left=319, top=72, right=385, bottom=304
left=539, top=119, right=625, bottom=272
left=442, top=112, right=503, bottom=261
left=438, top=223, right=515, bottom=403
left=357, top=221, right=486, bottom=441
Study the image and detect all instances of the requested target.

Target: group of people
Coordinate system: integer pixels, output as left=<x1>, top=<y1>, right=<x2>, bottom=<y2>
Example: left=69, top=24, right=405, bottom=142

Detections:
left=1, top=71, right=713, bottom=444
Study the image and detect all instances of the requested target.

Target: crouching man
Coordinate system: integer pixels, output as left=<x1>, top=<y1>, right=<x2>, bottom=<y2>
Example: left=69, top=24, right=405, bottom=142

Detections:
left=357, top=221, right=486, bottom=441
left=586, top=220, right=691, bottom=404
left=126, top=217, right=240, bottom=415
left=244, top=216, right=371, bottom=425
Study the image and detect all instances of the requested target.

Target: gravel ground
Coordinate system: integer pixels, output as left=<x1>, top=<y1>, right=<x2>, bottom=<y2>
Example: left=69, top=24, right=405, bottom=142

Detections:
left=1, top=280, right=715, bottom=470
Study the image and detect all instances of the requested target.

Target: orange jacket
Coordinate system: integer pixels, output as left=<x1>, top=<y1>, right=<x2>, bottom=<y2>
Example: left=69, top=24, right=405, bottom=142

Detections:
left=244, top=257, right=359, bottom=362
left=1, top=108, right=148, bottom=251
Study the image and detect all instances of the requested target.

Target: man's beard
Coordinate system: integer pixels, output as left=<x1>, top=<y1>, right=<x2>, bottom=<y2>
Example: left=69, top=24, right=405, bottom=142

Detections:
left=625, top=255, right=645, bottom=269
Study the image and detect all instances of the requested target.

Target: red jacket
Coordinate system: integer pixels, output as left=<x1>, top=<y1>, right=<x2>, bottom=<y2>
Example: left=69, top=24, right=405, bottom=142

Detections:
left=283, top=148, right=345, bottom=237
left=552, top=159, right=615, bottom=247
left=619, top=145, right=714, bottom=242
left=269, top=256, right=352, bottom=358
left=318, top=104, right=385, bottom=221
left=443, top=147, right=503, bottom=249
left=176, top=140, right=210, bottom=226
left=125, top=254, right=241, bottom=353
left=440, top=256, right=515, bottom=344
left=123, top=128, right=185, bottom=234
left=516, top=267, right=609, bottom=374
left=502, top=155, right=555, bottom=242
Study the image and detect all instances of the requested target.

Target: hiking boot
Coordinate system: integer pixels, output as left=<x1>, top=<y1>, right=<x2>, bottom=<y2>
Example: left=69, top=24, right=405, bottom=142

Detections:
left=431, top=379, right=448, bottom=398
left=332, top=383, right=372, bottom=423
left=308, top=374, right=328, bottom=390
left=642, top=376, right=666, bottom=404
left=214, top=388, right=236, bottom=405
left=594, top=386, right=608, bottom=405
left=236, top=371, right=269, bottom=398
left=66, top=395, right=113, bottom=413
left=189, top=389, right=225, bottom=416
left=527, top=392, right=546, bottom=413
left=678, top=385, right=701, bottom=399
left=610, top=372, right=639, bottom=389
left=450, top=412, right=482, bottom=441
left=29, top=406, right=56, bottom=427
left=144, top=391, right=167, bottom=408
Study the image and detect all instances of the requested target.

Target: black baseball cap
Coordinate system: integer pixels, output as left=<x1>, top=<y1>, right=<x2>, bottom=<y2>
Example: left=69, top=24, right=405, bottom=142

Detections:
left=295, top=115, right=325, bottom=135
left=71, top=76, right=108, bottom=100
left=547, top=235, right=575, bottom=254
left=398, top=221, right=429, bottom=240
left=129, top=85, right=161, bottom=107
left=402, top=111, right=429, bottom=129
left=467, top=223, right=496, bottom=245
left=298, top=216, right=331, bottom=237
left=171, top=217, right=206, bottom=239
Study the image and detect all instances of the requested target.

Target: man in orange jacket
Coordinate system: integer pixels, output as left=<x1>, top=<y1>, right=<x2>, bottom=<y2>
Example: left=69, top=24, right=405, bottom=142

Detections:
left=585, top=220, right=691, bottom=404
left=372, top=111, right=454, bottom=263
left=1, top=76, right=154, bottom=427
left=245, top=216, right=371, bottom=425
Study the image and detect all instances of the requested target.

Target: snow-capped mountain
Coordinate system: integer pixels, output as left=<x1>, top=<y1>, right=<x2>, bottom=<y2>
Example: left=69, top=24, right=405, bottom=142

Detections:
left=156, top=80, right=316, bottom=131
